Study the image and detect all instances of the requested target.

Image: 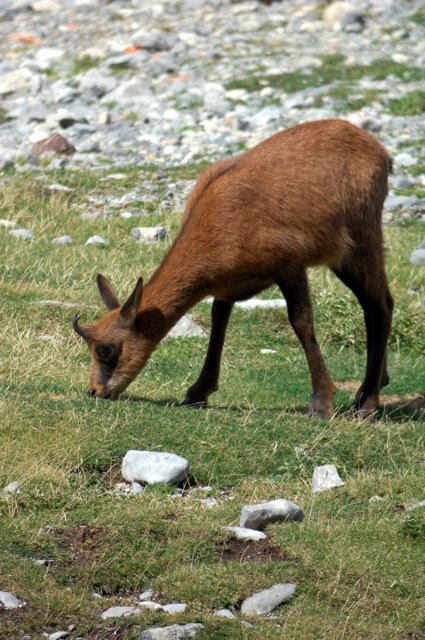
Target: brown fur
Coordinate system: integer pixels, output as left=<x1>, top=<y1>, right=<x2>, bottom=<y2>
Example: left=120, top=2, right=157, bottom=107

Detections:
left=74, top=119, right=393, bottom=417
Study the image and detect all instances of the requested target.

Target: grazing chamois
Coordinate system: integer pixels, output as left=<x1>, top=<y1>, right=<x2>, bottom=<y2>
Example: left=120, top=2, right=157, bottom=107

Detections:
left=73, top=119, right=393, bottom=417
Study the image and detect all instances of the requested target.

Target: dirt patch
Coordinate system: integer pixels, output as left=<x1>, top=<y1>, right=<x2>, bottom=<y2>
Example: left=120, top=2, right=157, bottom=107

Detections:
left=336, top=380, right=361, bottom=392
left=217, top=537, right=293, bottom=564
left=46, top=524, right=110, bottom=569
left=381, top=393, right=425, bottom=412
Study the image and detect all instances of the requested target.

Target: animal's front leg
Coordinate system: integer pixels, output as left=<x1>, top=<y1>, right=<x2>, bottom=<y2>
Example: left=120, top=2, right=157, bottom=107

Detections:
left=183, top=299, right=233, bottom=406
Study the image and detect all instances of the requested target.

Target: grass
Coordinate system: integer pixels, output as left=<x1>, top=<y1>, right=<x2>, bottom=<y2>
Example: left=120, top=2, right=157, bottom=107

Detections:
left=0, top=166, right=425, bottom=639
left=389, top=90, right=425, bottom=116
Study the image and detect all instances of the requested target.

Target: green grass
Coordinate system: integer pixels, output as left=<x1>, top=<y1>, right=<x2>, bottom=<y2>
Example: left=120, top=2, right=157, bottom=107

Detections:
left=0, top=167, right=424, bottom=639
left=389, top=90, right=425, bottom=116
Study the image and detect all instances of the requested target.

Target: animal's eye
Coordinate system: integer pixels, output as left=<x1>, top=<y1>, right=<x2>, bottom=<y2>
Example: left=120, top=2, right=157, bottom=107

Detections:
left=96, top=343, right=120, bottom=367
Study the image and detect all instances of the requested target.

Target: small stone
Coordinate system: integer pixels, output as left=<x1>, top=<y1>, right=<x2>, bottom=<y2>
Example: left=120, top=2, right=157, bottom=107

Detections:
left=0, top=219, right=17, bottom=228
left=0, top=68, right=41, bottom=95
left=234, top=298, right=286, bottom=310
left=260, top=348, right=277, bottom=354
left=369, top=495, right=385, bottom=504
left=323, top=2, right=364, bottom=31
left=240, top=499, right=304, bottom=530
left=241, top=583, right=296, bottom=616
left=9, top=228, right=35, bottom=240
left=214, top=608, right=237, bottom=619
left=410, top=247, right=425, bottom=266
left=3, top=480, right=21, bottom=494
left=52, top=235, right=73, bottom=245
left=167, top=315, right=207, bottom=338
left=406, top=499, right=425, bottom=511
left=122, top=450, right=190, bottom=485
left=85, top=235, right=107, bottom=246
left=393, top=175, right=413, bottom=189
left=32, top=133, right=75, bottom=156
left=395, top=153, right=417, bottom=168
left=131, top=226, right=167, bottom=243
left=162, top=603, right=187, bottom=614
left=139, top=589, right=155, bottom=601
left=140, top=624, right=204, bottom=640
left=130, top=482, right=144, bottom=495
left=0, top=591, right=24, bottom=609
left=101, top=605, right=138, bottom=619
left=222, top=526, right=267, bottom=541
left=312, top=464, right=345, bottom=493
left=48, top=632, right=69, bottom=640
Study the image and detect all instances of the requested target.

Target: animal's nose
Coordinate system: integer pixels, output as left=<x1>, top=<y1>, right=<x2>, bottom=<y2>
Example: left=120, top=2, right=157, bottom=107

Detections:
left=88, top=388, right=111, bottom=399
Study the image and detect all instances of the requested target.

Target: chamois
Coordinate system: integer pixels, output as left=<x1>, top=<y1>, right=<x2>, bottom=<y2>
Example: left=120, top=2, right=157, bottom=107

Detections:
left=73, top=119, right=393, bottom=417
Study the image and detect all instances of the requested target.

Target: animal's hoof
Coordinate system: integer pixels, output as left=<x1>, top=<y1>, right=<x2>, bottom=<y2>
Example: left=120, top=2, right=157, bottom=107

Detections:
left=181, top=394, right=208, bottom=408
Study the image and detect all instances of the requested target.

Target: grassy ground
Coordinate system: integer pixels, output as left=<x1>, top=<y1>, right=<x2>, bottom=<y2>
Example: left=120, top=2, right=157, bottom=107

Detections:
left=0, top=165, right=424, bottom=640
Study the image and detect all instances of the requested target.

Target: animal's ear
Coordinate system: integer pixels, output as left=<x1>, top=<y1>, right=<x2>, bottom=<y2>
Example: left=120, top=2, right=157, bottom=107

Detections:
left=97, top=274, right=121, bottom=310
left=120, top=277, right=144, bottom=326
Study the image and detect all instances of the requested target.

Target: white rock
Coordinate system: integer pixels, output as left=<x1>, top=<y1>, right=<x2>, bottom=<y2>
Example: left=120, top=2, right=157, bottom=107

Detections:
left=323, top=2, right=364, bottom=31
left=235, top=298, right=286, bottom=310
left=85, top=235, right=107, bottom=246
left=410, top=249, right=425, bottom=266
left=48, top=631, right=69, bottom=640
left=0, top=68, right=42, bottom=95
left=9, top=228, right=35, bottom=240
left=222, top=526, right=267, bottom=541
left=241, top=583, right=296, bottom=616
left=260, top=348, right=277, bottom=354
left=162, top=603, right=187, bottom=614
left=3, top=481, right=21, bottom=494
left=167, top=315, right=207, bottom=338
left=0, top=219, right=17, bottom=228
left=214, top=608, right=237, bottom=619
left=52, top=235, right=73, bottom=245
left=0, top=591, right=24, bottom=609
left=122, top=450, right=190, bottom=485
left=131, top=226, right=167, bottom=243
left=140, top=624, right=204, bottom=640
left=130, top=482, right=144, bottom=495
left=312, top=464, right=345, bottom=493
left=240, top=499, right=304, bottom=530
left=369, top=495, right=385, bottom=504
left=395, top=153, right=417, bottom=167
left=406, top=499, right=425, bottom=511
left=101, top=605, right=138, bottom=619
left=139, top=589, right=155, bottom=601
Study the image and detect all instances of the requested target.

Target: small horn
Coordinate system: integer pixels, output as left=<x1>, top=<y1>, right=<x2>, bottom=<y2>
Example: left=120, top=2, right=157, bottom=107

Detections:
left=72, top=312, right=89, bottom=340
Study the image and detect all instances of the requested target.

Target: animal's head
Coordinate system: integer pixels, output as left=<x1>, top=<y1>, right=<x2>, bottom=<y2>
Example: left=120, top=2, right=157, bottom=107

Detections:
left=72, top=274, right=153, bottom=399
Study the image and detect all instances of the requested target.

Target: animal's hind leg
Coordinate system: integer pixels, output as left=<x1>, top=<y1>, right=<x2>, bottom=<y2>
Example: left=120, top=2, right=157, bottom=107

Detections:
left=182, top=299, right=233, bottom=406
left=332, top=254, right=393, bottom=415
left=277, top=270, right=336, bottom=418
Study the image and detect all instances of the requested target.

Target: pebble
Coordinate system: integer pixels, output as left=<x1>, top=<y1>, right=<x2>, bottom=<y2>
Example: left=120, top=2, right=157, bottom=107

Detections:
left=139, top=589, right=155, bottom=601
left=130, top=482, right=144, bottom=495
left=312, top=464, right=345, bottom=493
left=48, top=632, right=69, bottom=640
left=101, top=605, right=139, bottom=619
left=85, top=235, right=107, bottom=246
left=240, top=498, right=304, bottom=530
left=406, top=499, right=425, bottom=511
left=234, top=299, right=287, bottom=310
left=122, top=450, right=190, bottom=485
left=3, top=480, right=21, bottom=494
left=131, top=226, right=167, bottom=243
left=9, top=228, right=35, bottom=240
left=140, top=624, right=204, bottom=640
left=139, top=601, right=164, bottom=612
left=52, top=235, right=73, bottom=245
left=166, top=314, right=207, bottom=338
left=214, top=608, right=237, bottom=619
left=240, top=583, right=296, bottom=616
left=410, top=242, right=425, bottom=266
left=0, top=590, right=24, bottom=609
left=222, top=526, right=267, bottom=541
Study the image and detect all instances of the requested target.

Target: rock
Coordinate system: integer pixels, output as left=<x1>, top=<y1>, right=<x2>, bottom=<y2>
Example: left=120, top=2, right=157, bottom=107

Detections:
left=323, top=2, right=364, bottom=31
left=167, top=315, right=207, bottom=338
left=260, top=348, right=277, bottom=354
left=85, top=235, right=107, bottom=246
left=406, top=499, right=425, bottom=511
left=48, top=632, right=69, bottom=640
left=131, top=226, right=167, bottom=243
left=34, top=46, right=64, bottom=70
left=312, top=464, right=345, bottom=493
left=132, top=29, right=170, bottom=51
left=240, top=583, right=296, bottom=616
left=344, top=112, right=382, bottom=133
left=122, top=450, right=190, bottom=485
left=139, top=589, right=155, bottom=601
left=162, top=603, right=187, bottom=614
left=393, top=175, right=413, bottom=189
left=130, top=482, right=144, bottom=495
left=0, top=591, right=24, bottom=609
left=0, top=219, right=17, bottom=228
left=410, top=243, right=425, bottom=266
left=3, top=480, right=21, bottom=494
left=140, top=624, right=204, bottom=640
left=240, top=499, right=304, bottom=530
left=51, top=235, right=73, bottom=245
left=203, top=82, right=229, bottom=116
left=0, top=68, right=41, bottom=95
left=222, top=526, right=267, bottom=541
left=32, top=133, right=75, bottom=156
left=79, top=69, right=118, bottom=98
left=101, top=605, right=139, bottom=619
left=9, top=228, right=35, bottom=240
left=394, top=153, right=417, bottom=168
left=214, top=608, right=237, bottom=619
left=234, top=298, right=286, bottom=310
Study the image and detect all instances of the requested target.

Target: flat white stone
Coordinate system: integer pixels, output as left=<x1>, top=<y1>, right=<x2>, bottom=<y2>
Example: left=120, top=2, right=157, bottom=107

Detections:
left=406, top=499, right=425, bottom=511
left=48, top=632, right=69, bottom=640
left=140, top=624, right=204, bottom=640
left=139, top=600, right=164, bottom=611
left=312, top=464, right=345, bottom=493
left=122, top=450, right=189, bottom=485
left=167, top=315, right=207, bottom=338
left=214, top=608, right=237, bottom=619
left=3, top=480, right=20, bottom=494
left=131, top=226, right=167, bottom=243
left=85, top=235, right=107, bottom=246
left=101, top=605, right=138, bottom=619
left=52, top=235, right=73, bottom=245
left=0, top=219, right=17, bottom=227
left=9, top=228, right=35, bottom=240
left=222, top=526, right=267, bottom=541
left=235, top=298, right=286, bottom=310
left=162, top=603, right=187, bottom=614
left=241, top=583, right=296, bottom=616
left=0, top=591, right=24, bottom=609
left=240, top=499, right=304, bottom=530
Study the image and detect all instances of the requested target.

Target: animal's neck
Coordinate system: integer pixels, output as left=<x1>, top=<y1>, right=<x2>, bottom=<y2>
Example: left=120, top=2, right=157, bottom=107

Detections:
left=137, top=238, right=209, bottom=342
